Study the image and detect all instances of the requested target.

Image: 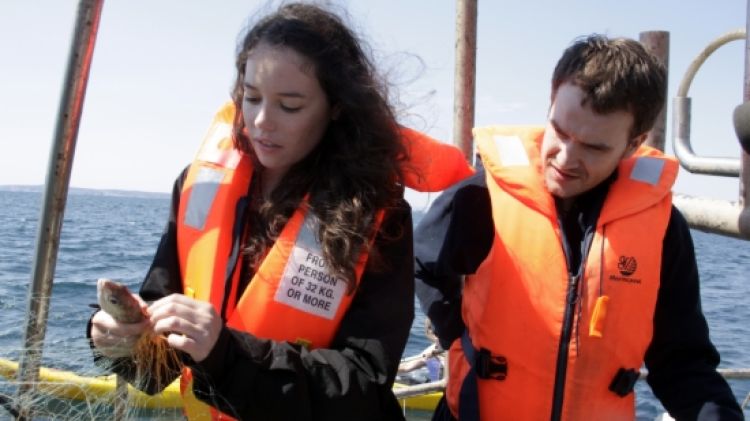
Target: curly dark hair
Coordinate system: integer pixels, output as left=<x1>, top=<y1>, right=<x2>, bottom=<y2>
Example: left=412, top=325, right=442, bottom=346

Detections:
left=230, top=3, right=407, bottom=289
left=551, top=34, right=667, bottom=139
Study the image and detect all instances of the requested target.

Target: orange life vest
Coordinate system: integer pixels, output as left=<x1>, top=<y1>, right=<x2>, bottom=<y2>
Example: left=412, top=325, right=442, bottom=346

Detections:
left=399, top=126, right=475, bottom=191
left=175, top=105, right=381, bottom=420
left=445, top=126, right=677, bottom=420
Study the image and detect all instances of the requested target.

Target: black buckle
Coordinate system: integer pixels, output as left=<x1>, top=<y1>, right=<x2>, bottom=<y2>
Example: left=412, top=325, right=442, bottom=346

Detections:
left=475, top=348, right=507, bottom=380
left=608, top=368, right=639, bottom=397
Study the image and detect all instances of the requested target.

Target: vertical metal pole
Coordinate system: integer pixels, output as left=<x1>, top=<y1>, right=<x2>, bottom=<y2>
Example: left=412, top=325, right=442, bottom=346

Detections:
left=16, top=0, right=104, bottom=418
left=740, top=0, right=750, bottom=236
left=639, top=31, right=670, bottom=152
left=453, top=0, right=478, bottom=164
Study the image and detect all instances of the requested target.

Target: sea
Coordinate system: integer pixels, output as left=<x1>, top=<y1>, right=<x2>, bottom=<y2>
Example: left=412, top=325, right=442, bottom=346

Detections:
left=0, top=188, right=748, bottom=420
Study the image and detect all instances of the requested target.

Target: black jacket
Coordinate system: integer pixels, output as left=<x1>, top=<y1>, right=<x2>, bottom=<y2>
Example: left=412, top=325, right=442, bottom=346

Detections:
left=94, top=170, right=414, bottom=421
left=414, top=170, right=744, bottom=421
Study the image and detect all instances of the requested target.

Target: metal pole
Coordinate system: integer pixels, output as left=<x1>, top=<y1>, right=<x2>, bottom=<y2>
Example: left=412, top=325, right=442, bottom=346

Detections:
left=673, top=194, right=748, bottom=239
left=639, top=31, right=670, bottom=152
left=741, top=0, right=750, bottom=211
left=453, top=0, right=477, bottom=164
left=16, top=0, right=104, bottom=418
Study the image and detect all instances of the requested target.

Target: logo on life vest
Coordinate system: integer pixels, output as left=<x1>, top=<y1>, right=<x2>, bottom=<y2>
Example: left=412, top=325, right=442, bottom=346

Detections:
left=617, top=256, right=637, bottom=276
left=609, top=256, right=641, bottom=284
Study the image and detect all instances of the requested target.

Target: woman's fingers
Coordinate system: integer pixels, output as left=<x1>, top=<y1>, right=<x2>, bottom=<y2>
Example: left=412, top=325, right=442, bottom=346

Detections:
left=91, top=293, right=222, bottom=361
left=149, top=295, right=213, bottom=333
left=90, top=310, right=149, bottom=358
left=163, top=332, right=200, bottom=359
left=147, top=294, right=223, bottom=362
left=151, top=313, right=202, bottom=339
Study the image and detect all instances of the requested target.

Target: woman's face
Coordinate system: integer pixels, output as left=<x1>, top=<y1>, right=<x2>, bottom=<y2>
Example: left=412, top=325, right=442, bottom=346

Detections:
left=242, top=43, right=333, bottom=181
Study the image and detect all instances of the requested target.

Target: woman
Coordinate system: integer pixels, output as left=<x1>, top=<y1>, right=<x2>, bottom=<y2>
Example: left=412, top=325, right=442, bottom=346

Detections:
left=89, top=3, right=415, bottom=420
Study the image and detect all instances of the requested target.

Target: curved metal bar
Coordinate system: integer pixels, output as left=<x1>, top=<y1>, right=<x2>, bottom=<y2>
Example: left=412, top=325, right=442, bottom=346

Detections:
left=673, top=97, right=742, bottom=176
left=672, top=30, right=745, bottom=176
left=15, top=0, right=105, bottom=418
left=677, top=30, right=746, bottom=97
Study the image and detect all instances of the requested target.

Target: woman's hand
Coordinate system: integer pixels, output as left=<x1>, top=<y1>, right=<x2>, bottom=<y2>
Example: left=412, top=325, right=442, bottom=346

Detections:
left=90, top=307, right=150, bottom=358
left=148, top=294, right=223, bottom=363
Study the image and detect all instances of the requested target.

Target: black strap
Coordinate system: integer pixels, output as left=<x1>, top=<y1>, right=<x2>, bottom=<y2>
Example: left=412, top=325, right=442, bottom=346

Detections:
left=609, top=367, right=639, bottom=397
left=459, top=330, right=481, bottom=421
left=458, top=330, right=508, bottom=420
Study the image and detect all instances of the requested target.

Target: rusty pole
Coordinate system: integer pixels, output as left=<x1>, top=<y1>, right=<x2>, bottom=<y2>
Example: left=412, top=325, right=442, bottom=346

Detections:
left=16, top=0, right=104, bottom=418
left=640, top=31, right=670, bottom=152
left=453, top=0, right=478, bottom=164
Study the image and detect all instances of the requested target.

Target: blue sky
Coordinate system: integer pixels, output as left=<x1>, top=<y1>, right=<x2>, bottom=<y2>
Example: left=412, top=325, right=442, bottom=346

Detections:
left=1, top=0, right=747, bottom=210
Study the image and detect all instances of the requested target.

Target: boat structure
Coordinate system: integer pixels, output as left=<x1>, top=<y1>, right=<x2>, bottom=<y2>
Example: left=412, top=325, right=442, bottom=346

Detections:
left=0, top=357, right=440, bottom=414
left=1, top=0, right=749, bottom=420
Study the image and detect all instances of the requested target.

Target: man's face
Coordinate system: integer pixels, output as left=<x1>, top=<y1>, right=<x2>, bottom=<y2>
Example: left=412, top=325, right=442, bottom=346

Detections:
left=541, top=83, right=643, bottom=201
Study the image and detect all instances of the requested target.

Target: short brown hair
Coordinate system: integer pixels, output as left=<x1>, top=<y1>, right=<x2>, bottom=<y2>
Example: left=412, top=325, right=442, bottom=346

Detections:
left=551, top=34, right=666, bottom=139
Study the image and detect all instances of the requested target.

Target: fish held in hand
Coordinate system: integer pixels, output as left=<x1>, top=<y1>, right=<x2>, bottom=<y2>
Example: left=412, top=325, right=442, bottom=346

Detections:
left=95, top=278, right=181, bottom=392
left=97, top=278, right=145, bottom=323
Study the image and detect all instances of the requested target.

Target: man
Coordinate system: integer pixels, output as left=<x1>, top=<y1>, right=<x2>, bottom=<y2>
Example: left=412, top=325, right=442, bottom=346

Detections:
left=415, top=35, right=744, bottom=420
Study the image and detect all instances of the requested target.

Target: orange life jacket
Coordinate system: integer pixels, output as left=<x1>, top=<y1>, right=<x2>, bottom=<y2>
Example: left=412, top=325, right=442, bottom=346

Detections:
left=399, top=126, right=475, bottom=191
left=175, top=105, right=381, bottom=420
left=445, top=126, right=677, bottom=420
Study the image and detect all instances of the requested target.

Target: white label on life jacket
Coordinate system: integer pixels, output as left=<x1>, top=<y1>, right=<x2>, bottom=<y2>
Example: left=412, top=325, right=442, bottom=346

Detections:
left=493, top=135, right=530, bottom=167
left=274, top=217, right=347, bottom=320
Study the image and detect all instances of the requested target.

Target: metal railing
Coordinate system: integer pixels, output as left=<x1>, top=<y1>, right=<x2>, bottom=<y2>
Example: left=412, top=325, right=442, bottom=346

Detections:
left=672, top=30, right=745, bottom=177
left=670, top=25, right=750, bottom=239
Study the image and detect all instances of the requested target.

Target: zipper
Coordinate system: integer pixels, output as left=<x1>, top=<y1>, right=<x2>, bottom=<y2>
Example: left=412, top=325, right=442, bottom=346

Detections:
left=550, top=273, right=580, bottom=421
left=550, top=222, right=596, bottom=421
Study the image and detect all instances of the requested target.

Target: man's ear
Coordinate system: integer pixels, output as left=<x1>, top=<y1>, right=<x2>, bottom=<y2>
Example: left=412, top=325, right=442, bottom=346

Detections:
left=624, top=132, right=648, bottom=157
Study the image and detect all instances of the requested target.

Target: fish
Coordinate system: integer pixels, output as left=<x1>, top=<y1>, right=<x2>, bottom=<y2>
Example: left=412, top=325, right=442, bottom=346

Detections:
left=96, top=278, right=145, bottom=324
left=95, top=278, right=180, bottom=393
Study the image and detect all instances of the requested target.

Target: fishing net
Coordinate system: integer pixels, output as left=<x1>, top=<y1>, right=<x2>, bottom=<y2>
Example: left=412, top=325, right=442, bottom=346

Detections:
left=0, top=295, right=187, bottom=420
